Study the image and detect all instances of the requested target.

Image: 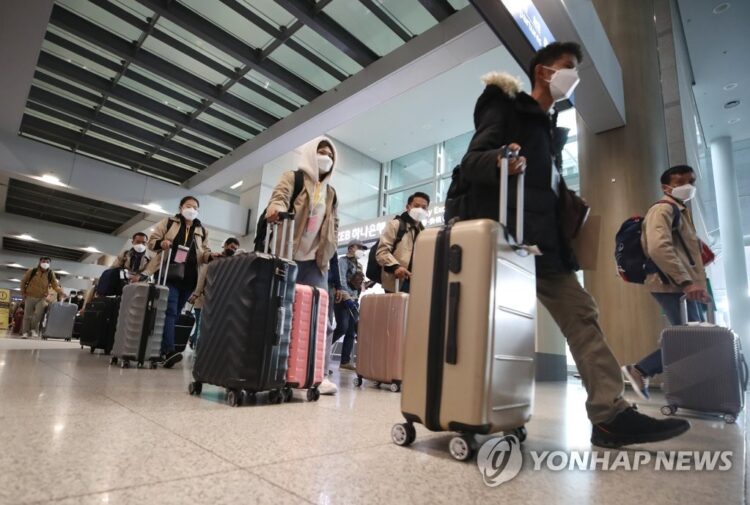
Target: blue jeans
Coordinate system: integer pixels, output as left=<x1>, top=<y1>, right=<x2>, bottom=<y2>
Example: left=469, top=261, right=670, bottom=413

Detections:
left=636, top=293, right=705, bottom=377
left=333, top=301, right=357, bottom=364
left=161, top=283, right=192, bottom=355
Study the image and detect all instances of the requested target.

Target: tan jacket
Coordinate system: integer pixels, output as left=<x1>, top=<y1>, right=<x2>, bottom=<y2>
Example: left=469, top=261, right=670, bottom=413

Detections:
left=143, top=215, right=212, bottom=276
left=642, top=196, right=706, bottom=293
left=191, top=264, right=208, bottom=309
left=21, top=267, right=62, bottom=299
left=111, top=249, right=152, bottom=273
left=376, top=214, right=422, bottom=293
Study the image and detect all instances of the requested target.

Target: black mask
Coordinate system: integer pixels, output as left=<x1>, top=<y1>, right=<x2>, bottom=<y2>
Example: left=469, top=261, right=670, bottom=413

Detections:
left=224, top=249, right=236, bottom=257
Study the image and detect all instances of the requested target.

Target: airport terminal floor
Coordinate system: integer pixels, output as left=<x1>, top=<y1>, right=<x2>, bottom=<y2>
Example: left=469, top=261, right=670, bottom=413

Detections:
left=0, top=335, right=746, bottom=505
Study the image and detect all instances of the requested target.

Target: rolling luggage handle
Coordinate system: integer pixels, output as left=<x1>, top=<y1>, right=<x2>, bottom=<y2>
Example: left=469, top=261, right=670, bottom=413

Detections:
left=264, top=213, right=295, bottom=345
left=679, top=295, right=716, bottom=325
left=498, top=146, right=540, bottom=256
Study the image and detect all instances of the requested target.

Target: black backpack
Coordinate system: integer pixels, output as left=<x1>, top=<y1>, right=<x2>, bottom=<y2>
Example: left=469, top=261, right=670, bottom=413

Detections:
left=366, top=216, right=408, bottom=285
left=254, top=170, right=304, bottom=252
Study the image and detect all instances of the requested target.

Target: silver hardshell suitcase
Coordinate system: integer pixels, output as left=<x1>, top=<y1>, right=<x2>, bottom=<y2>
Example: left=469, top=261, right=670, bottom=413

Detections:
left=41, top=302, right=78, bottom=341
left=661, top=299, right=748, bottom=423
left=110, top=254, right=170, bottom=369
left=394, top=148, right=538, bottom=461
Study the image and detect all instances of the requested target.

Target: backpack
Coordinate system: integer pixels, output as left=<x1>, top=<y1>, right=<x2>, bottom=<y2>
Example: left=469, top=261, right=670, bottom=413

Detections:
left=366, top=216, right=408, bottom=285
left=254, top=170, right=304, bottom=252
left=615, top=201, right=684, bottom=284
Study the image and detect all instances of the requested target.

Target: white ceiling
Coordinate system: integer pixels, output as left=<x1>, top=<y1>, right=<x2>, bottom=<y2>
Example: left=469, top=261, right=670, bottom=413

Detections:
left=327, top=44, right=527, bottom=163
left=677, top=0, right=750, bottom=143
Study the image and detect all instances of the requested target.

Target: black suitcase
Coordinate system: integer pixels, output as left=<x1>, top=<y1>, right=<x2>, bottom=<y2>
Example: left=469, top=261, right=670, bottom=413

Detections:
left=80, top=297, right=120, bottom=355
left=175, top=312, right=195, bottom=353
left=190, top=216, right=297, bottom=406
left=72, top=314, right=83, bottom=340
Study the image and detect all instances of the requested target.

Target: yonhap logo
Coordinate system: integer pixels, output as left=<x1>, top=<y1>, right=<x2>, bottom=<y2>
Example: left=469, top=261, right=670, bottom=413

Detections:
left=477, top=435, right=523, bottom=486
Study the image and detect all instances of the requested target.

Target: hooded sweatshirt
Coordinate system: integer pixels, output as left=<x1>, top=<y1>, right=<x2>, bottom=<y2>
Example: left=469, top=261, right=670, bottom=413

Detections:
left=267, top=136, right=339, bottom=271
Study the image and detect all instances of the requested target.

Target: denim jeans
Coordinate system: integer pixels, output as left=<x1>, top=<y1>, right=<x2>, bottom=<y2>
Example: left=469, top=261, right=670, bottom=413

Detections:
left=635, top=293, right=705, bottom=377
left=333, top=302, right=357, bottom=364
left=296, top=260, right=333, bottom=372
left=161, top=283, right=192, bottom=355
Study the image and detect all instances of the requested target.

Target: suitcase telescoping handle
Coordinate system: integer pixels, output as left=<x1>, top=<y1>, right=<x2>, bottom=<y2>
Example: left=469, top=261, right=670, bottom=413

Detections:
left=498, top=145, right=524, bottom=245
left=264, top=212, right=296, bottom=260
left=156, top=247, right=172, bottom=286
left=679, top=295, right=716, bottom=325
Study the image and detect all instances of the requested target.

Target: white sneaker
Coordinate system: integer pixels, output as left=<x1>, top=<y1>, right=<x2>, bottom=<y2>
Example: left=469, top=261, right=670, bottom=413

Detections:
left=30, top=330, right=39, bottom=339
left=318, top=378, right=338, bottom=395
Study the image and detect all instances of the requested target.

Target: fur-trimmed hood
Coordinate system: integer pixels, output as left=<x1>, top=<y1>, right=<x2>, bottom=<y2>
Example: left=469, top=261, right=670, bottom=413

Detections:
left=481, top=72, right=524, bottom=98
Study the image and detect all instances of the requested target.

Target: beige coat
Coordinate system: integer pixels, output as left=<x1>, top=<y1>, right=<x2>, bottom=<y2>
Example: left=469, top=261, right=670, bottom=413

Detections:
left=266, top=136, right=339, bottom=273
left=642, top=195, right=706, bottom=293
left=20, top=267, right=63, bottom=299
left=376, top=215, right=422, bottom=293
left=143, top=215, right=212, bottom=276
left=111, top=249, right=152, bottom=273
left=191, top=264, right=208, bottom=309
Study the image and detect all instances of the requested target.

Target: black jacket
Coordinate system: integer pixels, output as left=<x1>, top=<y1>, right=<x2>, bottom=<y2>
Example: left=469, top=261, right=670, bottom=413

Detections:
left=460, top=75, right=577, bottom=275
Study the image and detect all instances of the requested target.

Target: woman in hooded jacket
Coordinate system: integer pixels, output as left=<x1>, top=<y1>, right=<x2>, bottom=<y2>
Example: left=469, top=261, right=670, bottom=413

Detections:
left=266, top=136, right=339, bottom=394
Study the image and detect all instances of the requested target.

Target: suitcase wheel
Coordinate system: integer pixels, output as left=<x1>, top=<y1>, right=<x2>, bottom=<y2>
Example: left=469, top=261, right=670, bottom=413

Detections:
left=352, top=376, right=363, bottom=387
left=389, top=382, right=401, bottom=393
left=89, top=347, right=96, bottom=354
left=149, top=361, right=158, bottom=370
left=448, top=436, right=475, bottom=462
left=269, top=389, right=284, bottom=405
left=188, top=382, right=202, bottom=396
left=80, top=345, right=84, bottom=350
left=65, top=338, right=71, bottom=342
left=120, top=360, right=130, bottom=369
left=373, top=381, right=381, bottom=389
left=306, top=388, right=320, bottom=402
left=391, top=423, right=416, bottom=447
left=226, top=389, right=241, bottom=407
left=723, top=414, right=736, bottom=424
left=660, top=405, right=677, bottom=416
left=136, top=361, right=145, bottom=369
left=283, top=387, right=294, bottom=403
left=509, top=426, right=527, bottom=443
left=110, top=357, right=118, bottom=365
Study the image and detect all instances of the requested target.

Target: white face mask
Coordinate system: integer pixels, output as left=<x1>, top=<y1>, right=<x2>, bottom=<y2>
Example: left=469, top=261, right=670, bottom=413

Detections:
left=544, top=66, right=580, bottom=102
left=409, top=207, right=429, bottom=222
left=40, top=262, right=50, bottom=270
left=317, top=154, right=333, bottom=175
left=670, top=184, right=697, bottom=202
left=354, top=249, right=365, bottom=260
left=181, top=207, right=199, bottom=221
left=133, top=243, right=147, bottom=254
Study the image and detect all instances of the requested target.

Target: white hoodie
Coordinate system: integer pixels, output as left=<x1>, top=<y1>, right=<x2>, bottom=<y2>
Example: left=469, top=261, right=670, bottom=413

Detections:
left=294, top=136, right=337, bottom=262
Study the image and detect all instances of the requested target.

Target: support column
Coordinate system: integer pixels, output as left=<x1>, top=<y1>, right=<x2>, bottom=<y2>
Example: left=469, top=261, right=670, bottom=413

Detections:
left=711, top=137, right=750, bottom=350
left=576, top=0, right=667, bottom=366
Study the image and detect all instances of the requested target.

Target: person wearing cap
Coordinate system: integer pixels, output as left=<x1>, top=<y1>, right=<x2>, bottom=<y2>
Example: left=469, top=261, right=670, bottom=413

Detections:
left=333, top=239, right=367, bottom=371
left=19, top=257, right=65, bottom=338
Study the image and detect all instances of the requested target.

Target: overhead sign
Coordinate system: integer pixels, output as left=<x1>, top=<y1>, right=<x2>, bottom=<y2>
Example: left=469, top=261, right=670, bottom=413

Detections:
left=337, top=205, right=446, bottom=246
left=500, top=0, right=555, bottom=51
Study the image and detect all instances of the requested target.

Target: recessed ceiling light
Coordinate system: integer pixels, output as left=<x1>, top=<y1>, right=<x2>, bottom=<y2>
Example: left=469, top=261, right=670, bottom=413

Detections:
left=55, top=270, right=70, bottom=275
left=139, top=202, right=168, bottom=214
left=713, top=2, right=730, bottom=14
left=723, top=82, right=738, bottom=91
left=728, top=118, right=741, bottom=124
left=8, top=278, right=21, bottom=283
left=82, top=65, right=87, bottom=70
left=81, top=246, right=101, bottom=253
left=263, top=81, right=270, bottom=89
left=14, top=234, right=38, bottom=242
left=724, top=100, right=741, bottom=109
left=230, top=180, right=243, bottom=190
left=7, top=263, right=24, bottom=269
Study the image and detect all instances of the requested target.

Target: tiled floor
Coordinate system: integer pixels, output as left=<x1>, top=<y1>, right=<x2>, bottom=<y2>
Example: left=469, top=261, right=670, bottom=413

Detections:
left=0, top=335, right=746, bottom=505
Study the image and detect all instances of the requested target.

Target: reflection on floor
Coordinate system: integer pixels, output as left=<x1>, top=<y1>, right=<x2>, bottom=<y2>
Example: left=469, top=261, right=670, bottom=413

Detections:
left=0, top=335, right=746, bottom=504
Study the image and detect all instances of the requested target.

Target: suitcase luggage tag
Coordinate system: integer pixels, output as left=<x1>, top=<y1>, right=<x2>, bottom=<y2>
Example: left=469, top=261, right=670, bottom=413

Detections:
left=499, top=146, right=542, bottom=257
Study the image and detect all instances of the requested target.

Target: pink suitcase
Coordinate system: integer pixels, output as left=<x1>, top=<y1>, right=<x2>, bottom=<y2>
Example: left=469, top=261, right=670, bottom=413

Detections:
left=354, top=292, right=409, bottom=392
left=287, top=285, right=328, bottom=401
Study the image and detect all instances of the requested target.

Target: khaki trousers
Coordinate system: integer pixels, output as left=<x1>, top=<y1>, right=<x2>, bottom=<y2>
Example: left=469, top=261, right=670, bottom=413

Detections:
left=22, top=297, right=46, bottom=335
left=536, top=273, right=630, bottom=424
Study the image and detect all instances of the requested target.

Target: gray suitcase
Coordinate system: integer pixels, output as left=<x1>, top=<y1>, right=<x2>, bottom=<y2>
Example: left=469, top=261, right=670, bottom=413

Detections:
left=41, top=302, right=78, bottom=341
left=661, top=299, right=748, bottom=423
left=111, top=253, right=170, bottom=368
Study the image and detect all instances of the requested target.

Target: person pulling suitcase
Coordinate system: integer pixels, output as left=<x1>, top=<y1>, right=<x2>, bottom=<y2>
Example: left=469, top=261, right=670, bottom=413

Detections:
left=447, top=41, right=690, bottom=448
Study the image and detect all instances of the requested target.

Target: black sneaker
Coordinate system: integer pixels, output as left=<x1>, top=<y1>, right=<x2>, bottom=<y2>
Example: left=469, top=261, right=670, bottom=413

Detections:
left=162, top=351, right=183, bottom=369
left=591, top=407, right=690, bottom=448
